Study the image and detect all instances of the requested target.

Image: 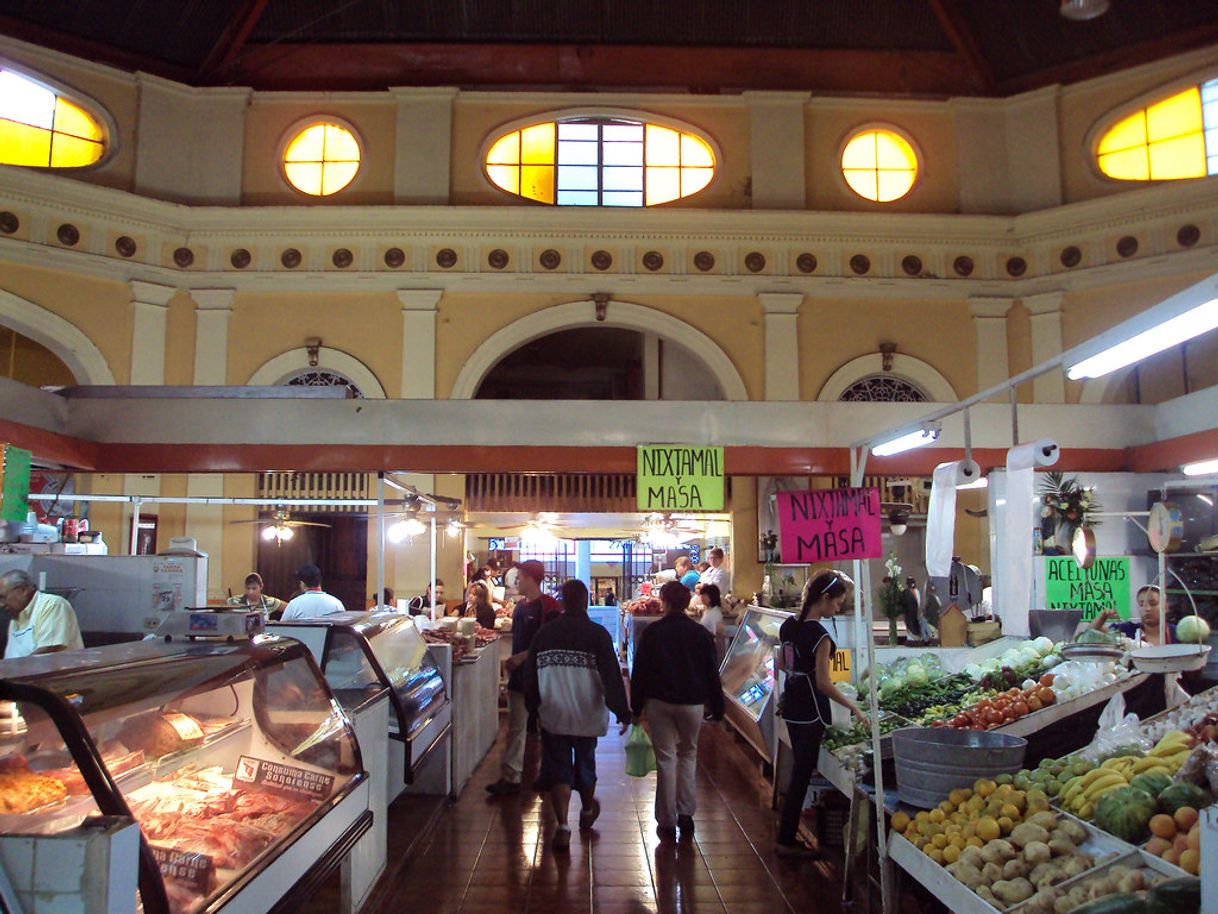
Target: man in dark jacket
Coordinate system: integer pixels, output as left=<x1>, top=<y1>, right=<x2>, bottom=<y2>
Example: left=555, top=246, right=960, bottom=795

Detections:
left=525, top=579, right=629, bottom=850
left=630, top=580, right=725, bottom=842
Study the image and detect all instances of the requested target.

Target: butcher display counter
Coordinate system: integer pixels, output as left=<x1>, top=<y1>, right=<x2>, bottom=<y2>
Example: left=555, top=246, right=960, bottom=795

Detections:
left=0, top=637, right=370, bottom=914
left=269, top=612, right=450, bottom=796
left=719, top=605, right=792, bottom=763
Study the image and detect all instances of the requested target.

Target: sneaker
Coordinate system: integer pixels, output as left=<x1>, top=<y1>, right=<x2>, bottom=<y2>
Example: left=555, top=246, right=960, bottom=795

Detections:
left=485, top=779, right=521, bottom=796
left=656, top=825, right=677, bottom=843
left=775, top=841, right=821, bottom=860
left=677, top=815, right=695, bottom=839
left=579, top=799, right=601, bottom=831
left=552, top=825, right=571, bottom=851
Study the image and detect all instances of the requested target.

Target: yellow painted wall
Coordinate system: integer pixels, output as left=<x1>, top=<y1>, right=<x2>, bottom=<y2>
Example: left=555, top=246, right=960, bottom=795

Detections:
left=0, top=327, right=75, bottom=386
left=241, top=98, right=397, bottom=205
left=798, top=297, right=977, bottom=400
left=450, top=97, right=752, bottom=208
left=805, top=105, right=958, bottom=213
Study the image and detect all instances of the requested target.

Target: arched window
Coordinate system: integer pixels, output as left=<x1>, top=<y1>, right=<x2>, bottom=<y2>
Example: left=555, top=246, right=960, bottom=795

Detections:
left=0, top=68, right=108, bottom=168
left=281, top=118, right=362, bottom=196
left=840, top=126, right=919, bottom=202
left=284, top=369, right=364, bottom=399
left=484, top=113, right=716, bottom=206
left=1095, top=76, right=1218, bottom=181
left=839, top=374, right=928, bottom=402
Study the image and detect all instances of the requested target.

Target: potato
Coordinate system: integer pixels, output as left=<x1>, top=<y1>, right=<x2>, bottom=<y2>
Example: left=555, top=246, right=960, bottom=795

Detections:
left=1047, top=837, right=1077, bottom=858
left=993, top=877, right=1035, bottom=905
left=1056, top=820, right=1087, bottom=845
left=982, top=861, right=1004, bottom=886
left=959, top=845, right=985, bottom=871
left=1003, top=858, right=1030, bottom=880
left=976, top=885, right=999, bottom=907
left=1054, top=898, right=1073, bottom=914
left=1011, top=823, right=1051, bottom=848
left=981, top=839, right=1017, bottom=864
left=1061, top=857, right=1089, bottom=879
left=1116, top=869, right=1145, bottom=894
left=1027, top=888, right=1059, bottom=914
left=1026, top=811, right=1058, bottom=831
left=1023, top=841, right=1052, bottom=865
left=952, top=863, right=986, bottom=890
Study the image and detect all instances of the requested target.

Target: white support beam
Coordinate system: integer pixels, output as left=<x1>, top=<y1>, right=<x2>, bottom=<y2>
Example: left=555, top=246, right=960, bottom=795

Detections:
left=969, top=296, right=1014, bottom=401
left=758, top=292, right=803, bottom=401
left=397, top=290, right=442, bottom=399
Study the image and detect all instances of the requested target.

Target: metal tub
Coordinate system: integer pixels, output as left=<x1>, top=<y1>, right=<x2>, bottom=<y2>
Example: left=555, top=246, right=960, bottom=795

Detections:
left=892, top=727, right=1028, bottom=808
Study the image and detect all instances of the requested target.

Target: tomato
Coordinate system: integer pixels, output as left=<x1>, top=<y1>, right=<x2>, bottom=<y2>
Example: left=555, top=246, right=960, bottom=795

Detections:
left=1039, top=673, right=1056, bottom=687
left=951, top=714, right=970, bottom=728
left=1037, top=687, right=1056, bottom=706
left=1026, top=696, right=1043, bottom=712
left=1007, top=688, right=1021, bottom=698
left=1012, top=701, right=1029, bottom=716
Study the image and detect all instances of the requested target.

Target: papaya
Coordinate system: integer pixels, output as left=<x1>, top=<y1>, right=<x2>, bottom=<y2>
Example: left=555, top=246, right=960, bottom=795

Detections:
left=1144, top=876, right=1201, bottom=914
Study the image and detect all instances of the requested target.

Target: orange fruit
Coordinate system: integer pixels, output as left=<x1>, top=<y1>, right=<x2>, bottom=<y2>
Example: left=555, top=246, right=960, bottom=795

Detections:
left=1149, top=814, right=1177, bottom=840
left=1179, top=849, right=1199, bottom=875
left=1174, top=807, right=1199, bottom=831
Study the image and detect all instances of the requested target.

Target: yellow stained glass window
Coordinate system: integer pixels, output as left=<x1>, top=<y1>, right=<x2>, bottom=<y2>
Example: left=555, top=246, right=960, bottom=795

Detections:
left=1097, top=81, right=1218, bottom=181
left=282, top=121, right=361, bottom=196
left=840, top=128, right=918, bottom=203
left=0, top=70, right=106, bottom=168
left=484, top=117, right=716, bottom=206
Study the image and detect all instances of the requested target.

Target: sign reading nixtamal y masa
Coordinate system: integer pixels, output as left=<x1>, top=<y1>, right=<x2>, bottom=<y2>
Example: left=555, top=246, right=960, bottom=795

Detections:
left=637, top=445, right=724, bottom=511
left=777, top=487, right=882, bottom=564
left=1044, top=556, right=1131, bottom=621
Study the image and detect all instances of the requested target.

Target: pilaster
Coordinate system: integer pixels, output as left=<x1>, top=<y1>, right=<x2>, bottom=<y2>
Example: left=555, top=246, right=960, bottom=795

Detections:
left=398, top=290, right=442, bottom=398
left=744, top=92, right=810, bottom=210
left=1024, top=290, right=1066, bottom=403
left=758, top=292, right=803, bottom=401
left=390, top=87, right=459, bottom=204
left=969, top=296, right=1015, bottom=399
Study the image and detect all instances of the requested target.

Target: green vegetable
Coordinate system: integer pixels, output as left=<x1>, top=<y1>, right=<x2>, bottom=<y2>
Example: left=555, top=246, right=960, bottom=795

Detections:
left=1093, top=786, right=1158, bottom=843
left=1128, top=772, right=1172, bottom=799
left=1156, top=783, right=1211, bottom=817
left=1144, top=877, right=1201, bottom=914
left=1070, top=895, right=1147, bottom=914
left=1176, top=615, right=1211, bottom=644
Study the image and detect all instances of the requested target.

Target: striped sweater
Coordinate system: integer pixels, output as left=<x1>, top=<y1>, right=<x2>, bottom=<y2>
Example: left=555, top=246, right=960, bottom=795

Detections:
left=524, top=611, right=630, bottom=737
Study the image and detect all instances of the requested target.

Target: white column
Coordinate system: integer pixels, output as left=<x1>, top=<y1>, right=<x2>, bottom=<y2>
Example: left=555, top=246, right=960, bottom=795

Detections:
left=758, top=293, right=803, bottom=401
left=576, top=540, right=592, bottom=593
left=390, top=87, right=459, bottom=204
left=186, top=289, right=235, bottom=595
left=1023, top=291, right=1066, bottom=404
left=744, top=92, right=810, bottom=210
left=123, top=281, right=175, bottom=549
left=397, top=290, right=442, bottom=399
left=969, top=297, right=1014, bottom=400
left=643, top=333, right=661, bottom=400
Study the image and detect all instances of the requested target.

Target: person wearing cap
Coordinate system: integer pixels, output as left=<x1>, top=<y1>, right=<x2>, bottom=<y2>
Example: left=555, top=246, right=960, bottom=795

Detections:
left=486, top=559, right=561, bottom=796
left=280, top=564, right=345, bottom=621
left=1, top=569, right=84, bottom=659
left=227, top=573, right=287, bottom=620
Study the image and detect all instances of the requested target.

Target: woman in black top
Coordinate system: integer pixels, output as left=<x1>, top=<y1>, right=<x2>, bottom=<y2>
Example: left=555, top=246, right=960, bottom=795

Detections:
left=775, top=571, right=868, bottom=857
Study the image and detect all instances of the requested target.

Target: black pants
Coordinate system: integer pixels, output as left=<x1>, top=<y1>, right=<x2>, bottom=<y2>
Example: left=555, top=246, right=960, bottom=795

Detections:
left=779, top=720, right=825, bottom=845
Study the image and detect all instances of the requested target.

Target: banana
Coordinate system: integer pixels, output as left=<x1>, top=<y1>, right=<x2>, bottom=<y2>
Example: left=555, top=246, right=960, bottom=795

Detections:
left=1078, top=801, right=1094, bottom=819
left=1132, top=756, right=1173, bottom=773
left=1100, top=757, right=1130, bottom=770
left=1082, top=774, right=1128, bottom=801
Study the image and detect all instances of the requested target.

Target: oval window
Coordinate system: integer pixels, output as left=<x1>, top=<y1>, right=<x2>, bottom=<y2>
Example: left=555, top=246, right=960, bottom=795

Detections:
left=0, top=68, right=107, bottom=168
left=484, top=116, right=716, bottom=206
left=840, top=127, right=919, bottom=203
left=1095, top=77, right=1217, bottom=181
left=282, top=120, right=362, bottom=196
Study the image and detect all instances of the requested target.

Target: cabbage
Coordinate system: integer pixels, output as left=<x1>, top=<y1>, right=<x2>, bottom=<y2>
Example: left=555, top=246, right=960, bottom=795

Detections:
left=1177, top=615, right=1212, bottom=644
left=905, top=662, right=928, bottom=685
left=1043, top=654, right=1060, bottom=668
left=963, top=663, right=985, bottom=681
left=1032, top=636, right=1055, bottom=656
left=1018, top=648, right=1041, bottom=667
left=982, top=658, right=1001, bottom=673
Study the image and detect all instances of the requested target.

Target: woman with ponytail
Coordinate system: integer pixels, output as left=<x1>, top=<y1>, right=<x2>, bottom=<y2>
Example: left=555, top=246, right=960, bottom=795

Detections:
left=775, top=570, right=868, bottom=858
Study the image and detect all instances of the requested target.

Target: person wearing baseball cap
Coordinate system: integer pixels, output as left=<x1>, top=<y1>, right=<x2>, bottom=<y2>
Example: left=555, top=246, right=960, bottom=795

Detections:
left=280, top=564, right=346, bottom=620
left=486, top=559, right=561, bottom=796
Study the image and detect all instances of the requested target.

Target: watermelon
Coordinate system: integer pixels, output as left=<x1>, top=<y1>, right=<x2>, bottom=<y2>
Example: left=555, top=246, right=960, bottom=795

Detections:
left=1071, top=895, right=1147, bottom=914
left=1094, top=786, right=1158, bottom=843
left=1129, top=771, right=1172, bottom=798
left=1157, top=783, right=1210, bottom=816
left=1144, top=877, right=1201, bottom=914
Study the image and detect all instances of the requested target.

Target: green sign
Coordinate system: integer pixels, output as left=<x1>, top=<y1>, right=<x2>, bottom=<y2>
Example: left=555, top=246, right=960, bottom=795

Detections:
left=637, top=445, right=724, bottom=511
left=1044, top=556, right=1131, bottom=622
left=1, top=445, right=32, bottom=523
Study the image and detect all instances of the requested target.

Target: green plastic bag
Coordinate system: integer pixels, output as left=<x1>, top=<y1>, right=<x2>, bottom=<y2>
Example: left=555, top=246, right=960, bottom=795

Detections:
left=625, top=724, right=657, bottom=778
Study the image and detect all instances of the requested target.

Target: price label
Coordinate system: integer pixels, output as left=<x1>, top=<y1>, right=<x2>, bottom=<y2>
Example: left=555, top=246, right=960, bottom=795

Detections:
left=163, top=712, right=203, bottom=742
left=830, top=649, right=852, bottom=684
left=233, top=755, right=334, bottom=800
left=150, top=845, right=214, bottom=892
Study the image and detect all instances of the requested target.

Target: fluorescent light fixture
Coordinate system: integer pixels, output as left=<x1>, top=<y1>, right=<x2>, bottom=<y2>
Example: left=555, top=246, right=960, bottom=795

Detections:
left=1197, top=494, right=1213, bottom=507
left=871, top=426, right=939, bottom=457
left=387, top=516, right=427, bottom=543
left=1065, top=279, right=1218, bottom=380
left=1182, top=458, right=1218, bottom=477
left=957, top=476, right=989, bottom=490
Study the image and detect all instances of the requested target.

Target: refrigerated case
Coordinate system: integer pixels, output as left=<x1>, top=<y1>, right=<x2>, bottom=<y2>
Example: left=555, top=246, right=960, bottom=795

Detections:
left=0, top=637, right=369, bottom=914
left=719, top=605, right=792, bottom=763
left=269, top=612, right=450, bottom=792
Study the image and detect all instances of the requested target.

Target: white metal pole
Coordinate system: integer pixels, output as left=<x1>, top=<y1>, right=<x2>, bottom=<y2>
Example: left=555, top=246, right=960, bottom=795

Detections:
left=430, top=513, right=438, bottom=623
left=129, top=496, right=141, bottom=555
left=376, top=473, right=385, bottom=612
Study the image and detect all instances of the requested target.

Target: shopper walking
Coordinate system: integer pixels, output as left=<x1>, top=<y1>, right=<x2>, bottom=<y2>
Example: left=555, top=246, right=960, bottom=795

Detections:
left=775, top=571, right=868, bottom=858
left=630, top=580, right=724, bottom=842
left=486, top=560, right=561, bottom=796
left=524, top=579, right=629, bottom=850
left=280, top=564, right=346, bottom=620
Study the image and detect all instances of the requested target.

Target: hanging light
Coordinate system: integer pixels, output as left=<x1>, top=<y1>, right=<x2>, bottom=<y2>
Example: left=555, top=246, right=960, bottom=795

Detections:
left=261, top=523, right=294, bottom=544
left=446, top=519, right=467, bottom=537
left=1182, top=457, right=1218, bottom=477
left=388, top=512, right=427, bottom=544
left=1059, top=0, right=1109, bottom=20
left=520, top=523, right=559, bottom=549
left=871, top=425, right=940, bottom=457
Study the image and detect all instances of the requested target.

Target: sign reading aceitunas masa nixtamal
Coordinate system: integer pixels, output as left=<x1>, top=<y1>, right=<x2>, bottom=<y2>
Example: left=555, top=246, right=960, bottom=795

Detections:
left=637, top=445, right=724, bottom=511
left=1043, top=555, right=1131, bottom=621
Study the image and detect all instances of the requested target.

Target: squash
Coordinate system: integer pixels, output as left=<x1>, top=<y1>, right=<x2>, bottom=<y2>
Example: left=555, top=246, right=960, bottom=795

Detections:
left=1129, top=772, right=1171, bottom=799
left=1156, top=783, right=1210, bottom=817
left=1070, top=894, right=1147, bottom=914
left=1093, top=786, right=1158, bottom=844
left=1144, top=877, right=1201, bottom=914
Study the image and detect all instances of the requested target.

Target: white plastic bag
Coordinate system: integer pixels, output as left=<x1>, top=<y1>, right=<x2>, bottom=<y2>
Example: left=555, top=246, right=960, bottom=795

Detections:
left=1077, top=693, right=1152, bottom=762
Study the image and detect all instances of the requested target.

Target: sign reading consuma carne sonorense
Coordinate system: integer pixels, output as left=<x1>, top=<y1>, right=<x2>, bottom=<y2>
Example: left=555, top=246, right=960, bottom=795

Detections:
left=637, top=445, right=724, bottom=511
left=777, top=486, right=882, bottom=564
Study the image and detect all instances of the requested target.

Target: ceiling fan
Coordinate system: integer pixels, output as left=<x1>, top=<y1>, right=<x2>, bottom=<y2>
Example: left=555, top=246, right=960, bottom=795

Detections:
left=640, top=513, right=704, bottom=548
left=229, top=507, right=330, bottom=545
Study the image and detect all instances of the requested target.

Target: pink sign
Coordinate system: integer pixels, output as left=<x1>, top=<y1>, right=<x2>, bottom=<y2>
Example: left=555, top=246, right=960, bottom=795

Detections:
left=777, top=487, right=883, bottom=564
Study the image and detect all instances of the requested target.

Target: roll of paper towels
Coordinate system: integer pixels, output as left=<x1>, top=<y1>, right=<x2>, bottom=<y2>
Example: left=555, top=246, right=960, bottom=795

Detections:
left=1007, top=439, right=1060, bottom=472
left=926, top=459, right=982, bottom=578
left=1001, top=439, right=1060, bottom=637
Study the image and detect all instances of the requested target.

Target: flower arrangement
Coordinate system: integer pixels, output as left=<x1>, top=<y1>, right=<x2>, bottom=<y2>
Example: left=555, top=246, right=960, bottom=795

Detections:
left=877, top=552, right=903, bottom=644
left=1038, top=472, right=1101, bottom=554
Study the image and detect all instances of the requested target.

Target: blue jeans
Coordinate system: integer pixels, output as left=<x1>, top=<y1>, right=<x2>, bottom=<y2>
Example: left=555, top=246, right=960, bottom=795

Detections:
left=540, top=730, right=598, bottom=792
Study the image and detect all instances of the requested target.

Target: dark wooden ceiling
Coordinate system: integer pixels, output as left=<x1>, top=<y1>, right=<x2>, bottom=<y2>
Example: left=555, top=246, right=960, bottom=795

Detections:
left=2, top=0, right=1217, bottom=96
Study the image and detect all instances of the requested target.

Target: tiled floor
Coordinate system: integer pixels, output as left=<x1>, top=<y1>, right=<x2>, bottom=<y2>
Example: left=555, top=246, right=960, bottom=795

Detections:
left=373, top=721, right=847, bottom=914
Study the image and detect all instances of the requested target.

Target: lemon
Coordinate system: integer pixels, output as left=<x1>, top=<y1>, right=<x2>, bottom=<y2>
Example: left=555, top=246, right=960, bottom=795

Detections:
left=966, top=836, right=985, bottom=848
left=942, top=844, right=961, bottom=864
left=961, top=823, right=977, bottom=840
left=932, top=833, right=949, bottom=849
left=927, top=847, right=944, bottom=864
left=891, top=812, right=910, bottom=832
left=974, top=779, right=997, bottom=798
left=948, top=789, right=967, bottom=806
left=929, top=809, right=945, bottom=824
left=1000, top=804, right=1021, bottom=821
left=976, top=817, right=1000, bottom=842
left=915, top=811, right=930, bottom=824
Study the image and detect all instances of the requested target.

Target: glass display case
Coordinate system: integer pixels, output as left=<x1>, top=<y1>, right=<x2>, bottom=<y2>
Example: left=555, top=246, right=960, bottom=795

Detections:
left=269, top=612, right=450, bottom=784
left=0, top=637, right=368, bottom=914
left=719, top=605, right=792, bottom=762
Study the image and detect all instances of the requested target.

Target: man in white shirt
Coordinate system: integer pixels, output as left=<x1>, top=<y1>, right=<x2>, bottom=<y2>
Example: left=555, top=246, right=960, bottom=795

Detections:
left=1, top=569, right=84, bottom=659
left=697, top=547, right=730, bottom=594
left=281, top=564, right=346, bottom=621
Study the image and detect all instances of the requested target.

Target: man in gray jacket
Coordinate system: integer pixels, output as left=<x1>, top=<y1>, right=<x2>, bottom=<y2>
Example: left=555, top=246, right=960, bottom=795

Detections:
left=525, top=578, right=629, bottom=850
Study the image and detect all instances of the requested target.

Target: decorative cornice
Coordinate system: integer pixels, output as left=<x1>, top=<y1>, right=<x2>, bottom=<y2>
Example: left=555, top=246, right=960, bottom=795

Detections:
left=128, top=279, right=175, bottom=307
left=968, top=297, right=1016, bottom=318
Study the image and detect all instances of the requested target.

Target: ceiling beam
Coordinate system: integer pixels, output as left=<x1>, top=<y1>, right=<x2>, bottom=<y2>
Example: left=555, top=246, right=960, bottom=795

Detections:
left=196, top=0, right=272, bottom=79
left=926, top=0, right=995, bottom=93
left=206, top=42, right=975, bottom=96
left=0, top=15, right=194, bottom=83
